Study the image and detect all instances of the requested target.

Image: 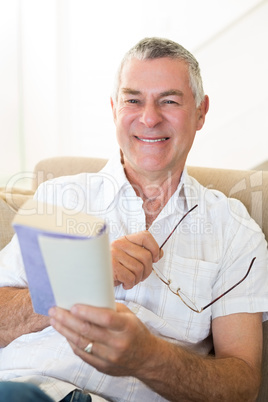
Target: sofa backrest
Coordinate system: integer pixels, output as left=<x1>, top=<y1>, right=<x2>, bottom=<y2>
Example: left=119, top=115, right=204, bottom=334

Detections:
left=187, top=166, right=268, bottom=243
left=32, top=157, right=268, bottom=243
left=1, top=158, right=267, bottom=250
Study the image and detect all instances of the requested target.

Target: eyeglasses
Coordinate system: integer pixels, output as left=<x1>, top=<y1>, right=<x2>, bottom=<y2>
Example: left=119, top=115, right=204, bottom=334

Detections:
left=152, top=205, right=256, bottom=313
left=159, top=204, right=198, bottom=249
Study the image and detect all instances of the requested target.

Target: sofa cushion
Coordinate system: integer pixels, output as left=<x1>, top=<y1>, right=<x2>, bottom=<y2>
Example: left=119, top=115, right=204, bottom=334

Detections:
left=0, top=187, right=34, bottom=250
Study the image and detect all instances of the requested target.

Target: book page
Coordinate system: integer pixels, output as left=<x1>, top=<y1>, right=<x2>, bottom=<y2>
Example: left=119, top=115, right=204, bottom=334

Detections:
left=13, top=198, right=106, bottom=237
left=13, top=199, right=115, bottom=315
left=38, top=233, right=115, bottom=311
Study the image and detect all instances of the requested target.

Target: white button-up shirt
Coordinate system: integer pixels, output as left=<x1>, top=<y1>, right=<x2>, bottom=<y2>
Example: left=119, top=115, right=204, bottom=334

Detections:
left=0, top=151, right=267, bottom=401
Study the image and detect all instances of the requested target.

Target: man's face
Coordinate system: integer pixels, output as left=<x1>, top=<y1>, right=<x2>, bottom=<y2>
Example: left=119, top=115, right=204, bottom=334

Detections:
left=111, top=57, right=208, bottom=180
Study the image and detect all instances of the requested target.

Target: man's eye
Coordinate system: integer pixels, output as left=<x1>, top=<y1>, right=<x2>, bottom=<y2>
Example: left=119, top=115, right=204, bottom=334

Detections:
left=127, top=99, right=139, bottom=104
left=164, top=100, right=177, bottom=104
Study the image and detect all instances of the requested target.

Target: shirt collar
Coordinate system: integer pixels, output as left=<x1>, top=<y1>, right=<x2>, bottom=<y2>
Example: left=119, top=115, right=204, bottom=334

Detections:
left=100, top=149, right=134, bottom=210
left=99, top=150, right=197, bottom=213
left=179, top=167, right=198, bottom=208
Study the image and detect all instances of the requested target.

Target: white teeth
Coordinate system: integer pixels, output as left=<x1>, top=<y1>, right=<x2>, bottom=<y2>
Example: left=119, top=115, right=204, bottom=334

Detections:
left=139, top=138, right=167, bottom=143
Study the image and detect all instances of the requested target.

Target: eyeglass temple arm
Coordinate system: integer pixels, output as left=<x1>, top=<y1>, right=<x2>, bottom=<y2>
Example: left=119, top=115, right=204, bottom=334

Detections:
left=201, top=257, right=256, bottom=312
left=159, top=204, right=198, bottom=249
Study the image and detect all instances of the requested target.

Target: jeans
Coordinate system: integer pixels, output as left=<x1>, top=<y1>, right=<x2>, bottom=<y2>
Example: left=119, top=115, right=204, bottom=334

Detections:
left=0, top=382, right=92, bottom=402
left=0, top=382, right=54, bottom=402
left=61, top=390, right=92, bottom=402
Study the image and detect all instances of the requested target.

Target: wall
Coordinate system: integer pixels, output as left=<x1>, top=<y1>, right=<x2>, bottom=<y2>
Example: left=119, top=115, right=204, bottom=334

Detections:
left=0, top=0, right=267, bottom=188
left=188, top=0, right=268, bottom=170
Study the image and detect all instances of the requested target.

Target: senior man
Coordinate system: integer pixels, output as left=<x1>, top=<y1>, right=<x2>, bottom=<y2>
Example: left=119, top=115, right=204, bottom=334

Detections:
left=0, top=37, right=267, bottom=402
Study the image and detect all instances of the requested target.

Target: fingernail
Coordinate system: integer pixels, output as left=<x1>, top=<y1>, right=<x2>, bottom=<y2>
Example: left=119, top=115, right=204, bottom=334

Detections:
left=70, top=306, right=77, bottom=314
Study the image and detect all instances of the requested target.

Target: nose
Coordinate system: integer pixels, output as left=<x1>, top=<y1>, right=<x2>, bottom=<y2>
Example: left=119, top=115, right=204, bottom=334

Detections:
left=139, top=102, right=163, bottom=128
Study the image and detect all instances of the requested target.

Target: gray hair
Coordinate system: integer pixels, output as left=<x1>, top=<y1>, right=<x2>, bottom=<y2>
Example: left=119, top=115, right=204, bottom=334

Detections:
left=112, top=37, right=205, bottom=107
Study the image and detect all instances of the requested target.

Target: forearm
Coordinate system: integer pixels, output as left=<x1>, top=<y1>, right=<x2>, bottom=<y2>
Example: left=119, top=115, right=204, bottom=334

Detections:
left=137, top=337, right=261, bottom=402
left=0, top=287, right=50, bottom=347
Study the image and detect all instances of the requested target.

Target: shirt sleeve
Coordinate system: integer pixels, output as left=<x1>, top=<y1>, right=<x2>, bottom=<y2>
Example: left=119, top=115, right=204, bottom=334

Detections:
left=211, top=197, right=268, bottom=320
left=0, top=235, right=28, bottom=287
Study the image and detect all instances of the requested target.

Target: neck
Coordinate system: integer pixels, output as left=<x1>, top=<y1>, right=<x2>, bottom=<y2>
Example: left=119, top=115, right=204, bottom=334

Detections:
left=122, top=158, right=183, bottom=228
left=128, top=170, right=180, bottom=202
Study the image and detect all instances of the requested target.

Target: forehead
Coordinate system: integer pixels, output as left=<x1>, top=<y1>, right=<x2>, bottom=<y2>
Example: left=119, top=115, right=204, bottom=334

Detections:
left=119, top=57, right=190, bottom=93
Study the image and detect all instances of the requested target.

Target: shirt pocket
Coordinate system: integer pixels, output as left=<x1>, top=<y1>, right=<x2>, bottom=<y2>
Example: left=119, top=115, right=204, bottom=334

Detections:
left=167, top=254, right=219, bottom=312
left=153, top=255, right=220, bottom=344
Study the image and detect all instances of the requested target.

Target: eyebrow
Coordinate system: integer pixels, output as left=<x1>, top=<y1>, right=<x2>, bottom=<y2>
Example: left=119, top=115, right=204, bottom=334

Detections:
left=120, top=88, right=184, bottom=98
left=121, top=88, right=142, bottom=95
left=159, top=90, right=184, bottom=98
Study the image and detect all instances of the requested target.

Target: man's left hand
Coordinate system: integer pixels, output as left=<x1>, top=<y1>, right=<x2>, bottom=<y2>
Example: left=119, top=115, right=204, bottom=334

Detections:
left=49, top=303, right=157, bottom=377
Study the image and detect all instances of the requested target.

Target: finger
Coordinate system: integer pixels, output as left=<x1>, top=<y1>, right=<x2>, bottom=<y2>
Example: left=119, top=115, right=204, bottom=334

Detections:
left=49, top=307, right=110, bottom=348
left=68, top=340, right=119, bottom=376
left=125, top=230, right=162, bottom=263
left=49, top=308, right=87, bottom=349
left=112, top=231, right=161, bottom=286
left=121, top=234, right=159, bottom=282
left=112, top=246, right=150, bottom=289
left=113, top=261, right=137, bottom=289
left=70, top=303, right=131, bottom=332
left=113, top=236, right=154, bottom=271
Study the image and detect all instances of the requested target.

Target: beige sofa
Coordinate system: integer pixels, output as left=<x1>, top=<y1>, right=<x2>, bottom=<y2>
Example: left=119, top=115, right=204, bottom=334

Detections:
left=0, top=156, right=267, bottom=401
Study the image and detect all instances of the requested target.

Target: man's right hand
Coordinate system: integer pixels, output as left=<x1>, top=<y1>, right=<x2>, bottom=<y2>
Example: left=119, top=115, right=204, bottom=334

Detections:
left=111, top=230, right=163, bottom=290
left=0, top=287, right=50, bottom=347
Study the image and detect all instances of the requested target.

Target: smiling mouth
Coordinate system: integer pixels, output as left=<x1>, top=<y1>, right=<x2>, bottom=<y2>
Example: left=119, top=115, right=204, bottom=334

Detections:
left=135, top=136, right=169, bottom=143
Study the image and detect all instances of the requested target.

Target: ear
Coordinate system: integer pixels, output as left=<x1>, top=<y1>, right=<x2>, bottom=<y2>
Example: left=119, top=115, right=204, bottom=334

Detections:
left=196, top=95, right=209, bottom=131
left=110, top=97, right=117, bottom=123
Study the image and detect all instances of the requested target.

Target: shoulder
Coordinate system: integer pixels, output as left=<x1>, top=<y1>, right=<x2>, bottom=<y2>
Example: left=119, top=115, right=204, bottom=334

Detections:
left=34, top=172, right=103, bottom=210
left=34, top=154, right=125, bottom=213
